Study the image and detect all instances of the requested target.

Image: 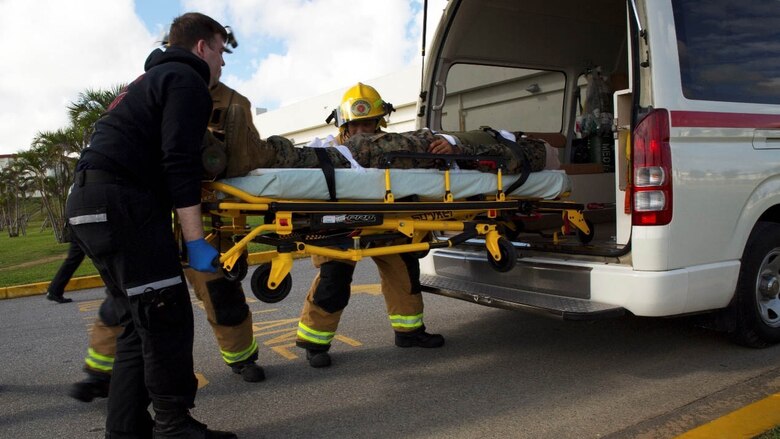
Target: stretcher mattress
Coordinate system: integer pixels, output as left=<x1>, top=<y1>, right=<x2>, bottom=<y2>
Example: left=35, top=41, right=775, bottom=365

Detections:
left=218, top=168, right=570, bottom=201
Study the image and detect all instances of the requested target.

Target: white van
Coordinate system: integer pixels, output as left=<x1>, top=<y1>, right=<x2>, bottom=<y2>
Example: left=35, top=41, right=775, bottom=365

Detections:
left=416, top=0, right=780, bottom=347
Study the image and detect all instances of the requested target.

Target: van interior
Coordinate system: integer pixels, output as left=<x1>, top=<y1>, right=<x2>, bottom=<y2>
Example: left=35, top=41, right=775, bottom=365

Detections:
left=425, top=0, right=632, bottom=255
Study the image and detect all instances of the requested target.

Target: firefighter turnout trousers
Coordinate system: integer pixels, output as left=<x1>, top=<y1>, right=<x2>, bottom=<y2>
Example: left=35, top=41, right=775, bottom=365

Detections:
left=296, top=251, right=425, bottom=351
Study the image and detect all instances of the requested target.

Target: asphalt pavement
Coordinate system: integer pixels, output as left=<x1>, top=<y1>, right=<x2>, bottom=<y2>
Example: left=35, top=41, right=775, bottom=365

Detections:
left=2, top=259, right=780, bottom=438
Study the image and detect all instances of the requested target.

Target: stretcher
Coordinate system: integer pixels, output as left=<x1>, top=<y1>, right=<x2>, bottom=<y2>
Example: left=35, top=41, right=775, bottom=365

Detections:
left=195, top=153, right=592, bottom=303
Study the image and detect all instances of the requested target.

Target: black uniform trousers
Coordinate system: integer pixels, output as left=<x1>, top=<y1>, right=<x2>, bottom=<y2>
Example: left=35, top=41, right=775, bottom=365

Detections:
left=66, top=173, right=197, bottom=438
left=48, top=240, right=86, bottom=296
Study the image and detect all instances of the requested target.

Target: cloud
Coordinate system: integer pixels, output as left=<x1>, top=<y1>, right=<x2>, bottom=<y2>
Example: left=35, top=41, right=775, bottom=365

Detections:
left=0, top=0, right=155, bottom=154
left=185, top=0, right=447, bottom=108
left=0, top=0, right=447, bottom=155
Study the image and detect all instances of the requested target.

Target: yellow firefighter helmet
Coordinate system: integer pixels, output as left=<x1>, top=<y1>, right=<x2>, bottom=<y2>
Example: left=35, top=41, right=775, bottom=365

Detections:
left=327, top=82, right=395, bottom=129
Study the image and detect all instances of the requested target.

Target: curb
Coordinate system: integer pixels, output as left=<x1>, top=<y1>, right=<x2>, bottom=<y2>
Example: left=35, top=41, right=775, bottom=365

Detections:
left=0, top=252, right=303, bottom=300
left=0, top=275, right=104, bottom=300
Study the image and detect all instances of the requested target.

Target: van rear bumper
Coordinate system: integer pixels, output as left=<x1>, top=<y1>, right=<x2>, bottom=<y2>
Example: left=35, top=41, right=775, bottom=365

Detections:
left=419, top=250, right=740, bottom=318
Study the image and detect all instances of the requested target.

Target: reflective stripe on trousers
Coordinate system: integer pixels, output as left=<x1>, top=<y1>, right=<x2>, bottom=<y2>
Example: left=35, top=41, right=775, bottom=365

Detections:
left=221, top=338, right=258, bottom=364
left=297, top=321, right=335, bottom=346
left=388, top=312, right=424, bottom=330
left=85, top=347, right=114, bottom=373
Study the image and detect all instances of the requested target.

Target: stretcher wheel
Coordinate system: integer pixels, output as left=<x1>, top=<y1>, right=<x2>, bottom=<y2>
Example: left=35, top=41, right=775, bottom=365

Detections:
left=487, top=237, right=516, bottom=273
left=577, top=219, right=595, bottom=244
left=223, top=253, right=248, bottom=282
left=250, top=264, right=292, bottom=303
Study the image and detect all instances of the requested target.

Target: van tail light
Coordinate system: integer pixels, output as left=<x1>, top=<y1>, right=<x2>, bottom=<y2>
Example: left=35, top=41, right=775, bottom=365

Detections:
left=631, top=109, right=673, bottom=226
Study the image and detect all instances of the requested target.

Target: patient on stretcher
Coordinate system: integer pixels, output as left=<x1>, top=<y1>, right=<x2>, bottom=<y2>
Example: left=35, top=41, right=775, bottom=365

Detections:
left=205, top=104, right=555, bottom=179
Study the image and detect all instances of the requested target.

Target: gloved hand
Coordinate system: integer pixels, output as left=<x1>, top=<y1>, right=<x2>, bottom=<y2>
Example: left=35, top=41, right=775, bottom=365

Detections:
left=185, top=238, right=218, bottom=273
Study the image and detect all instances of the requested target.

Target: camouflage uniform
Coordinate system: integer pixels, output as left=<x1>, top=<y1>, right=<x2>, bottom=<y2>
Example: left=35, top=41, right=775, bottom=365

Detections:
left=248, top=129, right=547, bottom=174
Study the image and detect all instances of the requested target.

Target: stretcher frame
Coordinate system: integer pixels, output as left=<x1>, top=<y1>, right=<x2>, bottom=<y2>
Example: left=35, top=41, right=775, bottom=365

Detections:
left=195, top=155, right=592, bottom=303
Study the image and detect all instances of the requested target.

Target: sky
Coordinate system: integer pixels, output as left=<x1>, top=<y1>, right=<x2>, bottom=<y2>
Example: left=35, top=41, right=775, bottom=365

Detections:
left=0, top=0, right=446, bottom=155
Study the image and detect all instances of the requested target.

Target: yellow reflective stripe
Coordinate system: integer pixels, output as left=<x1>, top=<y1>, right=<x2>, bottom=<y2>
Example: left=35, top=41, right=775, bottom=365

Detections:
left=85, top=348, right=114, bottom=372
left=297, top=321, right=335, bottom=345
left=221, top=338, right=259, bottom=364
left=388, top=313, right=424, bottom=329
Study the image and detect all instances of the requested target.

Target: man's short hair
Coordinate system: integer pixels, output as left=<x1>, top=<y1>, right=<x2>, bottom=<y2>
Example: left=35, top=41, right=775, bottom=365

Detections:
left=168, top=12, right=227, bottom=50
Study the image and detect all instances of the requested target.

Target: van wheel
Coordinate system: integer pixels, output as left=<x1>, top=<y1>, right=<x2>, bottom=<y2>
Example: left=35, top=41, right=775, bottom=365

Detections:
left=250, top=264, right=292, bottom=304
left=730, top=221, right=780, bottom=348
left=487, top=237, right=517, bottom=272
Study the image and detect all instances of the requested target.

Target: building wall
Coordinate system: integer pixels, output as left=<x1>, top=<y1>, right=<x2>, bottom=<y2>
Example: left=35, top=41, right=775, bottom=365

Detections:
left=256, top=64, right=423, bottom=146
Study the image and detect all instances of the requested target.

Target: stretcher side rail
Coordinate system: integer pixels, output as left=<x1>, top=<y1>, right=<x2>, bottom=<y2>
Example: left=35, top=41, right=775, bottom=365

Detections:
left=196, top=164, right=592, bottom=303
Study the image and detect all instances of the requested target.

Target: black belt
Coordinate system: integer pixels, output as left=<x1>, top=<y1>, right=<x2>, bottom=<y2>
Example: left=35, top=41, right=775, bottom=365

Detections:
left=75, top=169, right=125, bottom=186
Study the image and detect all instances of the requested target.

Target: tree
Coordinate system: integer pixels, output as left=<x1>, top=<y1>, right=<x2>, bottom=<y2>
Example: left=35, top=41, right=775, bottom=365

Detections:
left=67, top=86, right=126, bottom=154
left=1, top=85, right=124, bottom=241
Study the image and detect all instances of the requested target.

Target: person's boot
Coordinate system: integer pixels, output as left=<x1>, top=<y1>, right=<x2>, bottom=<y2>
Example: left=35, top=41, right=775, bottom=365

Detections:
left=305, top=349, right=332, bottom=368
left=45, top=291, right=73, bottom=303
left=230, top=360, right=266, bottom=383
left=224, top=104, right=275, bottom=177
left=153, top=409, right=237, bottom=439
left=68, top=371, right=110, bottom=402
left=395, top=326, right=445, bottom=348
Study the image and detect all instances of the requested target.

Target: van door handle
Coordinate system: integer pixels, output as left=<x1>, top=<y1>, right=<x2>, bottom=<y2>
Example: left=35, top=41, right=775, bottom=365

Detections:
left=753, top=129, right=780, bottom=149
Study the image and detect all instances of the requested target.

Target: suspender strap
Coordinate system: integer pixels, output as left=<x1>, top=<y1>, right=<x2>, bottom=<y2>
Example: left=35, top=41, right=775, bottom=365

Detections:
left=314, top=148, right=338, bottom=201
left=481, top=127, right=531, bottom=195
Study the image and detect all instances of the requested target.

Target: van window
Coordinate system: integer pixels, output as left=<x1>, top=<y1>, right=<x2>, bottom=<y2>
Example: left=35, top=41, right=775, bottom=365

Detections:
left=673, top=0, right=780, bottom=105
left=440, top=64, right=565, bottom=133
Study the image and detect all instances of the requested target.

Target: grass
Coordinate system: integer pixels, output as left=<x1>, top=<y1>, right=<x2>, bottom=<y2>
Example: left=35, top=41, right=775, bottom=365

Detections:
left=757, top=426, right=780, bottom=439
left=0, top=224, right=97, bottom=287
left=0, top=219, right=273, bottom=288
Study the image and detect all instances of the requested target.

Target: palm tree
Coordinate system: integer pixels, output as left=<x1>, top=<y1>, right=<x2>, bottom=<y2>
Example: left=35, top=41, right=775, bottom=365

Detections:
left=67, top=85, right=126, bottom=154
left=7, top=84, right=126, bottom=241
left=0, top=159, right=34, bottom=237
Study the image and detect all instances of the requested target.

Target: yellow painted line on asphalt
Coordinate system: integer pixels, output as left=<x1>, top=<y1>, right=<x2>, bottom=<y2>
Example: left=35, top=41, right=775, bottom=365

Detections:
left=195, top=373, right=208, bottom=389
left=675, top=393, right=780, bottom=439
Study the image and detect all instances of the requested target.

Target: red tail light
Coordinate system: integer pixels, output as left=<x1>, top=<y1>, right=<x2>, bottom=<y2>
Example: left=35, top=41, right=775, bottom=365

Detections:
left=632, top=109, right=673, bottom=225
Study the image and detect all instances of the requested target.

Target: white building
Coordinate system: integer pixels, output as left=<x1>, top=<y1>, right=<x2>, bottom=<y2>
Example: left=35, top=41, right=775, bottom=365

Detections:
left=255, top=64, right=423, bottom=146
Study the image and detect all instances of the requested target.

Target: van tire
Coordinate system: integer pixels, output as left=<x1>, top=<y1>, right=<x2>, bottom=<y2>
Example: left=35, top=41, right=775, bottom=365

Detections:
left=730, top=221, right=780, bottom=348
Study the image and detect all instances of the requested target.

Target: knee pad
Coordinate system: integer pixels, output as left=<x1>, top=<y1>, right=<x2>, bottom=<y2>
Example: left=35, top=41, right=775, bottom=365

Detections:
left=98, top=295, right=122, bottom=327
left=206, top=277, right=249, bottom=326
left=313, top=261, right=354, bottom=313
left=400, top=253, right=422, bottom=295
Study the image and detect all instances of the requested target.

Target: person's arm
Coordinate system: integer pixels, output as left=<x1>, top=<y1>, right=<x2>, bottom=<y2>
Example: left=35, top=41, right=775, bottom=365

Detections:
left=176, top=204, right=205, bottom=242
left=178, top=204, right=218, bottom=272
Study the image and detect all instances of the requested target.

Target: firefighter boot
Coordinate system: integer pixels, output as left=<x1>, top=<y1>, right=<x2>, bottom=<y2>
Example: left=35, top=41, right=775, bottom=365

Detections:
left=230, top=360, right=266, bottom=383
left=224, top=104, right=275, bottom=177
left=68, top=371, right=110, bottom=402
left=153, top=409, right=237, bottom=439
left=394, top=326, right=445, bottom=348
left=305, top=349, right=332, bottom=368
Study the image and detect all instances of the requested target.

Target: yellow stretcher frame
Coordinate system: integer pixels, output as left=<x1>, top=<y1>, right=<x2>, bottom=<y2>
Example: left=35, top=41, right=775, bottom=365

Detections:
left=196, top=166, right=591, bottom=301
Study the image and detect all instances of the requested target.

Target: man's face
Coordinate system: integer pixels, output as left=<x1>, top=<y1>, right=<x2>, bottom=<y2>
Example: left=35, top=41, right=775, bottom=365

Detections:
left=199, top=34, right=226, bottom=88
left=347, top=119, right=379, bottom=135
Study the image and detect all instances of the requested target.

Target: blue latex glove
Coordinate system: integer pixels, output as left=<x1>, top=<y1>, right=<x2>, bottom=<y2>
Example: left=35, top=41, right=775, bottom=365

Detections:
left=185, top=238, right=218, bottom=273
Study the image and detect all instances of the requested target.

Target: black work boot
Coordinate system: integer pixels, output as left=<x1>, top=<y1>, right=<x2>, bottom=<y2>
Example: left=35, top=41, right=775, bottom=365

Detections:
left=305, top=349, right=332, bottom=368
left=68, top=372, right=110, bottom=402
left=46, top=291, right=73, bottom=303
left=153, top=410, right=237, bottom=439
left=230, top=361, right=266, bottom=383
left=395, top=327, right=445, bottom=348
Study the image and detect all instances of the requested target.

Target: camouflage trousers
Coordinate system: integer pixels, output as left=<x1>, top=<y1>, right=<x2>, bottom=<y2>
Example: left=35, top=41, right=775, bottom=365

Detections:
left=247, top=129, right=546, bottom=175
